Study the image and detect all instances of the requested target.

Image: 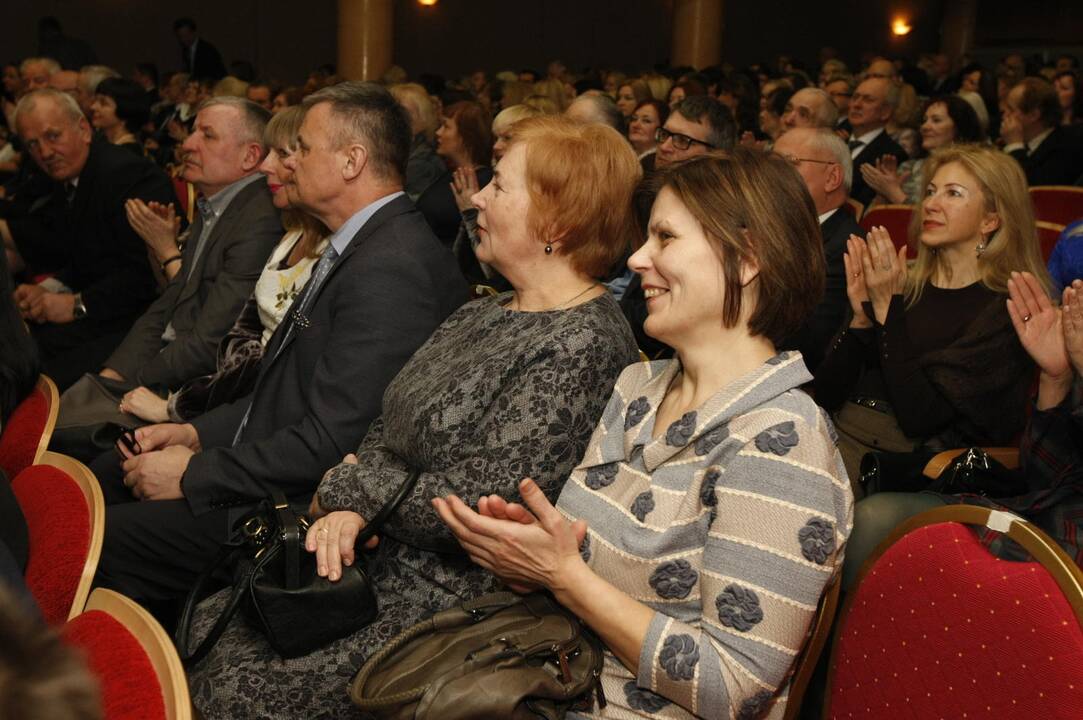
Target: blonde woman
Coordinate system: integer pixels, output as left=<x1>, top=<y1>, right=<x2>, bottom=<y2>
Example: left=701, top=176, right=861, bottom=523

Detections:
left=815, top=143, right=1053, bottom=487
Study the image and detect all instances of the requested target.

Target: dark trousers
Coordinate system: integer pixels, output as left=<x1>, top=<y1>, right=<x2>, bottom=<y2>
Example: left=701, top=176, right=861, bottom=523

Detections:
left=89, top=449, right=232, bottom=603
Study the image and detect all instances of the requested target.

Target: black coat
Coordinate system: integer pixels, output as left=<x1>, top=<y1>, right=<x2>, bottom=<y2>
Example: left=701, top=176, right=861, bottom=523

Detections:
left=183, top=194, right=468, bottom=517
left=183, top=38, right=227, bottom=81
left=1009, top=125, right=1083, bottom=187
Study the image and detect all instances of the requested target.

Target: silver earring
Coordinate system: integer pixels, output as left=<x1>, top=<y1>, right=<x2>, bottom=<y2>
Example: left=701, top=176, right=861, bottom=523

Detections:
left=975, top=241, right=987, bottom=257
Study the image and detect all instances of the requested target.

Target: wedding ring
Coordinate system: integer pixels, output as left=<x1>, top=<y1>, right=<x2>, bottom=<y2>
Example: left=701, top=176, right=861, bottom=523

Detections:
left=853, top=272, right=861, bottom=278
left=318, top=527, right=328, bottom=536
left=1022, top=314, right=1032, bottom=322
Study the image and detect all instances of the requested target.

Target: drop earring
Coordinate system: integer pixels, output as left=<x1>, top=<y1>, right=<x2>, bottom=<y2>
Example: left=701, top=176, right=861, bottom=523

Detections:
left=975, top=239, right=987, bottom=257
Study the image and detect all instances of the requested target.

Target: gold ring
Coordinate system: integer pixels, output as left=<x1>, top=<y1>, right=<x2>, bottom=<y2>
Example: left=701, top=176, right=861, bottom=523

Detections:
left=318, top=527, right=328, bottom=536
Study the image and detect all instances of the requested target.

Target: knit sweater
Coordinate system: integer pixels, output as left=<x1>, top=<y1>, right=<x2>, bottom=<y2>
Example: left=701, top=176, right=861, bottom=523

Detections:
left=560, top=352, right=853, bottom=719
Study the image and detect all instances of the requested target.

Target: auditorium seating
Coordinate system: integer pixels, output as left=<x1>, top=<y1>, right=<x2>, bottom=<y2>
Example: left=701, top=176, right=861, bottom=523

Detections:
left=0, top=375, right=59, bottom=480
left=1030, top=186, right=1083, bottom=228
left=860, top=204, right=915, bottom=258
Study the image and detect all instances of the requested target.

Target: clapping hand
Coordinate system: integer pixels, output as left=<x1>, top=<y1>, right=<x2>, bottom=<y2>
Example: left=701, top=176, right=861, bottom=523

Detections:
left=450, top=166, right=480, bottom=213
left=432, top=478, right=588, bottom=594
left=1007, top=271, right=1069, bottom=379
left=843, top=235, right=872, bottom=329
left=1063, top=279, right=1083, bottom=376
left=860, top=225, right=908, bottom=324
left=859, top=154, right=908, bottom=204
left=126, top=199, right=181, bottom=263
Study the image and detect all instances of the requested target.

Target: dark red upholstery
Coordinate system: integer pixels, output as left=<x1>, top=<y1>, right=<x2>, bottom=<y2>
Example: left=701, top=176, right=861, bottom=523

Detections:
left=12, top=465, right=91, bottom=625
left=829, top=522, right=1083, bottom=718
left=63, top=610, right=167, bottom=720
left=1030, top=187, right=1083, bottom=228
left=860, top=205, right=916, bottom=258
left=0, top=383, right=48, bottom=479
left=1038, top=223, right=1065, bottom=263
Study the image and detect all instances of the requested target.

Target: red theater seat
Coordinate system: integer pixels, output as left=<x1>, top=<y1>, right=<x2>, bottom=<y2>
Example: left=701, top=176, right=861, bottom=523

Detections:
left=0, top=375, right=59, bottom=480
left=860, top=204, right=915, bottom=258
left=12, top=452, right=104, bottom=625
left=1030, top=186, right=1083, bottom=228
left=826, top=505, right=1083, bottom=719
left=63, top=588, right=192, bottom=720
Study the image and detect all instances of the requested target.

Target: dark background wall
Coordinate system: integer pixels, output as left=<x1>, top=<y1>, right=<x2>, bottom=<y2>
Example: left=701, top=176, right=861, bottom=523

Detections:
left=1, top=0, right=1080, bottom=85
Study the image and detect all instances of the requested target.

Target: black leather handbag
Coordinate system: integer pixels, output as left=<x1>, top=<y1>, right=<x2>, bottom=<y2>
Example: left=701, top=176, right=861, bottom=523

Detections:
left=176, top=471, right=420, bottom=665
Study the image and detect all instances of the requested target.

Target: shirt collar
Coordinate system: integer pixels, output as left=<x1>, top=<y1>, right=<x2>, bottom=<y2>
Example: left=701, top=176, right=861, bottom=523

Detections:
left=326, top=191, right=405, bottom=256
left=818, top=208, right=839, bottom=224
left=1028, top=127, right=1055, bottom=154
left=853, top=127, right=885, bottom=147
left=202, top=173, right=263, bottom=220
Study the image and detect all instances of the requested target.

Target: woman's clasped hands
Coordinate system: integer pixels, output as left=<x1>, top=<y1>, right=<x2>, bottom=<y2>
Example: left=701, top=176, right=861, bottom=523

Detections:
left=433, top=478, right=589, bottom=596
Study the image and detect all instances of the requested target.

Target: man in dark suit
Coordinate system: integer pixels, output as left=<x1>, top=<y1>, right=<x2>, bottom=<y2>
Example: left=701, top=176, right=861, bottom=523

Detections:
left=1002, top=77, right=1083, bottom=186
left=173, top=17, right=226, bottom=82
left=10, top=89, right=175, bottom=390
left=89, top=82, right=467, bottom=603
left=50, top=98, right=282, bottom=459
left=846, top=77, right=907, bottom=207
left=775, top=127, right=865, bottom=372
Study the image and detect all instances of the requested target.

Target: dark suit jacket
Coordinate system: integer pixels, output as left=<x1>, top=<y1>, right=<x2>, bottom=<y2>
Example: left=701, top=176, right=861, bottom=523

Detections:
left=182, top=194, right=468, bottom=516
left=849, top=130, right=908, bottom=207
left=782, top=208, right=866, bottom=373
left=184, top=38, right=226, bottom=81
left=1009, top=126, right=1083, bottom=187
left=105, top=179, right=282, bottom=388
left=15, top=139, right=175, bottom=326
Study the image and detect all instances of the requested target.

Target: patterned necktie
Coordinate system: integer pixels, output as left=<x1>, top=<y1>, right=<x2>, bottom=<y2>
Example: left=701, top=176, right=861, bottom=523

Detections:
left=231, top=243, right=340, bottom=447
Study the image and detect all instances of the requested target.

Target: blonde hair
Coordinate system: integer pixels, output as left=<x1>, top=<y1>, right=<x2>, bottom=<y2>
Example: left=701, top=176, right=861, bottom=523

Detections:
left=522, top=94, right=558, bottom=115
left=643, top=73, right=673, bottom=102
left=211, top=76, right=249, bottom=98
left=389, top=83, right=438, bottom=141
left=492, top=104, right=542, bottom=136
left=264, top=106, right=327, bottom=255
left=906, top=143, right=1052, bottom=305
left=531, top=78, right=570, bottom=112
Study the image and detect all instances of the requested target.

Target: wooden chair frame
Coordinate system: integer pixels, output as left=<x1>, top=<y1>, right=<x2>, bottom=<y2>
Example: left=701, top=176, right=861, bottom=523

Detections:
left=39, top=450, right=104, bottom=621
left=823, top=504, right=1083, bottom=716
left=782, top=572, right=841, bottom=720
left=84, top=588, right=193, bottom=720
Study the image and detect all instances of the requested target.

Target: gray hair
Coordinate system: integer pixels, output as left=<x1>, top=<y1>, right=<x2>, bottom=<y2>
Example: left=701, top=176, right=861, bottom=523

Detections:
left=13, top=88, right=86, bottom=129
left=811, top=128, right=854, bottom=191
left=19, top=57, right=60, bottom=77
left=302, top=81, right=412, bottom=183
left=565, top=93, right=624, bottom=132
left=883, top=81, right=901, bottom=111
left=196, top=96, right=271, bottom=146
left=78, top=65, right=120, bottom=95
left=793, top=87, right=839, bottom=128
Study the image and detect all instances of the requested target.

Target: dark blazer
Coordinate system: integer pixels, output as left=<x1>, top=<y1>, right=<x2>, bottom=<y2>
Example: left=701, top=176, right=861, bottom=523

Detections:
left=849, top=130, right=908, bottom=207
left=1009, top=125, right=1083, bottom=187
left=105, top=179, right=282, bottom=388
left=417, top=167, right=492, bottom=247
left=184, top=38, right=227, bottom=81
left=183, top=194, right=468, bottom=515
left=782, top=208, right=866, bottom=373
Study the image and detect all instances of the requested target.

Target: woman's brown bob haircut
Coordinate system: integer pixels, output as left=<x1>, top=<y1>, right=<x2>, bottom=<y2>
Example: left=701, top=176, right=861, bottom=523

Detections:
left=655, top=148, right=825, bottom=346
left=444, top=101, right=492, bottom=167
left=505, top=116, right=642, bottom=278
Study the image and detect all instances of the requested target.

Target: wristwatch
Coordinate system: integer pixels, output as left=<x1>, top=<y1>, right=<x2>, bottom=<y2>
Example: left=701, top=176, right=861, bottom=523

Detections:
left=72, top=293, right=87, bottom=319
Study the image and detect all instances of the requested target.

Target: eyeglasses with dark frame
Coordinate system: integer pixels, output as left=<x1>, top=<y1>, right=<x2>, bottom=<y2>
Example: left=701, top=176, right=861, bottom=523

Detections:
left=655, top=126, right=715, bottom=151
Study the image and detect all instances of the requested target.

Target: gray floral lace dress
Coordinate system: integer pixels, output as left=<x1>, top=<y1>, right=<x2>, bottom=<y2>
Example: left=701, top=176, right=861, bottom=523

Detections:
left=187, top=291, right=639, bottom=719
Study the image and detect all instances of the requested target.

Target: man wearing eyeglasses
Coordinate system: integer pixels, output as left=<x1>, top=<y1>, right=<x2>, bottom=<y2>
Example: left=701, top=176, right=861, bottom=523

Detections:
left=655, top=95, right=735, bottom=167
left=774, top=127, right=864, bottom=371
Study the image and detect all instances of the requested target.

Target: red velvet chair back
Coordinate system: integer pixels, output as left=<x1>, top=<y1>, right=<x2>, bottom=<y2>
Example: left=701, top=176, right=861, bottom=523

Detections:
left=64, top=611, right=168, bottom=720
left=1037, top=221, right=1067, bottom=263
left=859, top=205, right=916, bottom=258
left=11, top=453, right=104, bottom=625
left=1030, top=186, right=1083, bottom=228
left=0, top=376, right=59, bottom=480
left=826, top=507, right=1083, bottom=718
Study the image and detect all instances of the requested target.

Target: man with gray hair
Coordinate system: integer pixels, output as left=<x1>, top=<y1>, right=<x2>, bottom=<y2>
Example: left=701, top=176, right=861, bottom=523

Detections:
left=774, top=127, right=865, bottom=371
left=87, top=82, right=466, bottom=605
left=75, top=65, right=121, bottom=116
left=780, top=87, right=839, bottom=132
left=565, top=92, right=624, bottom=131
left=845, top=76, right=907, bottom=206
left=52, top=97, right=283, bottom=459
left=9, top=89, right=175, bottom=389
left=19, top=57, right=60, bottom=92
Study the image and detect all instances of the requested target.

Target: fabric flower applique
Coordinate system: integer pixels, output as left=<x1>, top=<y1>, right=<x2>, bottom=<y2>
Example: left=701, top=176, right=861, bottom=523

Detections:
left=584, top=462, right=619, bottom=490
left=694, top=425, right=728, bottom=455
left=699, top=468, right=721, bottom=507
left=659, top=634, right=699, bottom=681
left=737, top=689, right=775, bottom=720
left=624, top=682, right=671, bottom=713
left=665, top=411, right=697, bottom=446
left=649, top=559, right=699, bottom=599
left=715, top=584, right=764, bottom=631
left=754, top=421, right=799, bottom=456
left=631, top=491, right=655, bottom=522
left=798, top=517, right=835, bottom=565
left=625, top=396, right=651, bottom=430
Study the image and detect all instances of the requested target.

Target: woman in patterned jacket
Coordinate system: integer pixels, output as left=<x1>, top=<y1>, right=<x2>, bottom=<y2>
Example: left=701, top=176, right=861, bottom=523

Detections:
left=187, top=115, right=642, bottom=718
left=437, top=149, right=854, bottom=720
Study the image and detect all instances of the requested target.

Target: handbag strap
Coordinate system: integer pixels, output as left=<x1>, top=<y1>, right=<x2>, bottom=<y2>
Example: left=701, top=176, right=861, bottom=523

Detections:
left=353, top=468, right=421, bottom=547
left=271, top=489, right=301, bottom=589
left=175, top=540, right=248, bottom=667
